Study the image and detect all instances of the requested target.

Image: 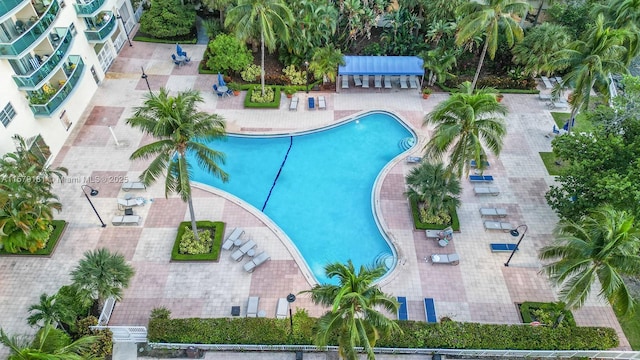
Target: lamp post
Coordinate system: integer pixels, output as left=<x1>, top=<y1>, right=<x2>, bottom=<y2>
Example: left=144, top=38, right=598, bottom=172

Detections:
left=116, top=14, right=132, bottom=46
left=286, top=293, right=296, bottom=333
left=141, top=66, right=152, bottom=95
left=81, top=185, right=106, bottom=228
left=504, top=224, right=528, bottom=267
left=304, top=61, right=309, bottom=94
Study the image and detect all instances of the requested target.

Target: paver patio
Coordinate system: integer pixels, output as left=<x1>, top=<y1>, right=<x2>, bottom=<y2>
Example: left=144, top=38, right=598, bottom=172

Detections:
left=0, top=41, right=630, bottom=359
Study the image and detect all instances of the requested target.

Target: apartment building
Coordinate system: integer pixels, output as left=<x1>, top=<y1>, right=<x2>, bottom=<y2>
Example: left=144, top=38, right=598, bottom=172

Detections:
left=0, top=0, right=135, bottom=159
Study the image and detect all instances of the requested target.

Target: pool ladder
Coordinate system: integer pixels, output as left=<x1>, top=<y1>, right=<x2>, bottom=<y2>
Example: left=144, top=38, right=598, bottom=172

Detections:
left=398, top=137, right=415, bottom=150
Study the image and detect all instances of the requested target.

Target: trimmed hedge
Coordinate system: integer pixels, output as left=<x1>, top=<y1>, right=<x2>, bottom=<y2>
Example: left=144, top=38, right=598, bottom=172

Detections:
left=148, top=317, right=618, bottom=350
left=0, top=220, right=66, bottom=256
left=409, top=198, right=460, bottom=231
left=243, top=86, right=282, bottom=109
left=171, top=221, right=224, bottom=261
left=133, top=35, right=197, bottom=44
left=437, top=82, right=539, bottom=94
left=520, top=302, right=576, bottom=327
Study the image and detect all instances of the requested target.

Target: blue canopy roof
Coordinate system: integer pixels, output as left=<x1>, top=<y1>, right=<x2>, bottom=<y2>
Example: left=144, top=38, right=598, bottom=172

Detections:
left=338, top=56, right=424, bottom=76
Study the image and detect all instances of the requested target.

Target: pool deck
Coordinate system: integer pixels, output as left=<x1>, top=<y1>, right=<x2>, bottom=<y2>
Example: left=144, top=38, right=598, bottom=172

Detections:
left=0, top=41, right=630, bottom=355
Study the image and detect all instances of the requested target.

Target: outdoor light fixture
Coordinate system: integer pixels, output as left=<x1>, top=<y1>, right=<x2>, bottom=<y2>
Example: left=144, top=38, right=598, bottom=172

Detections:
left=286, top=293, right=296, bottom=332
left=141, top=66, right=152, bottom=94
left=504, top=224, right=528, bottom=267
left=116, top=13, right=132, bottom=47
left=304, top=61, right=309, bottom=94
left=81, top=185, right=106, bottom=227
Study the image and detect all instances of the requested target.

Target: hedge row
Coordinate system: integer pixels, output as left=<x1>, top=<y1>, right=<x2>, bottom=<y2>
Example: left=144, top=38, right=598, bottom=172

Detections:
left=148, top=317, right=618, bottom=350
left=409, top=197, right=460, bottom=231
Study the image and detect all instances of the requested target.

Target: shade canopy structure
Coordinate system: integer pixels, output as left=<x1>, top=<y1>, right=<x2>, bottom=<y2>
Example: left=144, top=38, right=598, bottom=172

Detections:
left=338, top=56, right=424, bottom=76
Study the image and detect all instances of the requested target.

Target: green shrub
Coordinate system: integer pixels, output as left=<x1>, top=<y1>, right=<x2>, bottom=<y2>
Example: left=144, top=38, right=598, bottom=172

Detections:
left=139, top=0, right=195, bottom=39
left=150, top=307, right=172, bottom=321
left=179, top=228, right=212, bottom=255
left=35, top=327, right=71, bottom=353
left=241, top=64, right=262, bottom=82
left=171, top=221, right=224, bottom=261
left=520, top=302, right=576, bottom=327
left=250, top=86, right=275, bottom=103
left=244, top=86, right=281, bottom=109
left=75, top=315, right=113, bottom=358
left=0, top=220, right=66, bottom=256
left=410, top=197, right=460, bottom=231
left=282, top=65, right=306, bottom=85
left=203, top=19, right=222, bottom=40
left=206, top=35, right=253, bottom=74
left=419, top=208, right=451, bottom=225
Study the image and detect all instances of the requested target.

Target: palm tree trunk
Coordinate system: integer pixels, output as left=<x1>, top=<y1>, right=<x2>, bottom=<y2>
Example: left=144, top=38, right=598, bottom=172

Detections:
left=187, top=196, right=200, bottom=242
left=533, top=0, right=544, bottom=25
left=471, top=40, right=489, bottom=92
left=261, top=30, right=266, bottom=96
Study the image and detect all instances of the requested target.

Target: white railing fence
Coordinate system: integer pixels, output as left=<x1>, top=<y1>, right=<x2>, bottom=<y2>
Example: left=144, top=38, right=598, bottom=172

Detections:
left=91, top=326, right=148, bottom=343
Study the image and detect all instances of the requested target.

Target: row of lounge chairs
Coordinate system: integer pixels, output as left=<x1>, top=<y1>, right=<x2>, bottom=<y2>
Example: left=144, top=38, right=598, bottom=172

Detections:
left=342, top=75, right=419, bottom=89
left=245, top=296, right=290, bottom=318
left=289, top=96, right=326, bottom=111
left=222, top=228, right=271, bottom=273
left=396, top=297, right=438, bottom=323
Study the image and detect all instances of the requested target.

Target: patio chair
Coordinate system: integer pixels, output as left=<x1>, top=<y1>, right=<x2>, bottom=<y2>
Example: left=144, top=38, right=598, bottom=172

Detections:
left=342, top=75, right=349, bottom=89
left=406, top=156, right=422, bottom=163
left=276, top=298, right=289, bottom=319
left=473, top=186, right=500, bottom=196
left=409, top=75, right=418, bottom=89
left=289, top=97, right=299, bottom=111
left=243, top=251, right=271, bottom=273
left=397, top=296, right=408, bottom=320
left=384, top=75, right=392, bottom=89
left=469, top=160, right=490, bottom=168
left=424, top=298, right=437, bottom=323
left=469, top=175, right=494, bottom=182
left=222, top=227, right=244, bottom=250
left=231, top=239, right=257, bottom=261
left=308, top=97, right=315, bottom=110
left=541, top=76, right=553, bottom=89
left=117, top=197, right=144, bottom=210
left=247, top=296, right=259, bottom=317
left=353, top=75, right=362, bottom=86
left=111, top=215, right=141, bottom=226
left=171, top=54, right=181, bottom=66
left=400, top=75, right=408, bottom=89
left=121, top=181, right=146, bottom=191
left=479, top=208, right=508, bottom=217
left=362, top=75, right=370, bottom=88
left=213, top=84, right=224, bottom=98
left=374, top=75, right=382, bottom=88
left=318, top=96, right=326, bottom=110
left=483, top=220, right=513, bottom=231
left=490, top=243, right=518, bottom=252
left=428, top=253, right=459, bottom=265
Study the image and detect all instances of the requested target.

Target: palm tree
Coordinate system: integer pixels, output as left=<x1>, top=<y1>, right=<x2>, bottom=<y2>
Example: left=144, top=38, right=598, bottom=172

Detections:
left=225, top=0, right=294, bottom=96
left=127, top=88, right=228, bottom=240
left=455, top=0, right=530, bottom=91
left=421, top=47, right=459, bottom=86
left=0, top=323, right=97, bottom=360
left=309, top=45, right=345, bottom=84
left=27, top=293, right=74, bottom=332
left=549, top=14, right=630, bottom=132
left=405, top=161, right=461, bottom=221
left=70, top=248, right=135, bottom=308
left=302, top=261, right=401, bottom=360
left=512, top=23, right=572, bottom=77
left=539, top=206, right=640, bottom=316
left=423, top=82, right=507, bottom=178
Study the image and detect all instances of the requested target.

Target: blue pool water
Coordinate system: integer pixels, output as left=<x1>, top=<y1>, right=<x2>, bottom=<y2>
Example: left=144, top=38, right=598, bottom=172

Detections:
left=191, top=112, right=414, bottom=284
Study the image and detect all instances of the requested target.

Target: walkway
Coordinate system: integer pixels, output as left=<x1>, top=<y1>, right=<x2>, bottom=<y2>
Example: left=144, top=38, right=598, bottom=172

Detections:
left=0, top=41, right=630, bottom=359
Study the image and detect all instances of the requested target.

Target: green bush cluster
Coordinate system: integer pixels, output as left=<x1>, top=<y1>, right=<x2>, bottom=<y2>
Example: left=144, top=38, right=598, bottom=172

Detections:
left=139, top=0, right=195, bottom=39
left=241, top=65, right=262, bottom=82
left=410, top=197, right=460, bottom=231
left=419, top=208, right=451, bottom=225
left=445, top=75, right=537, bottom=91
left=250, top=86, right=275, bottom=103
left=76, top=316, right=113, bottom=358
left=520, top=302, right=576, bottom=327
left=179, top=228, right=212, bottom=255
left=283, top=65, right=306, bottom=85
left=244, top=86, right=281, bottom=109
left=206, top=35, right=253, bottom=74
left=0, top=220, right=66, bottom=256
left=171, top=221, right=224, bottom=261
left=148, top=316, right=617, bottom=350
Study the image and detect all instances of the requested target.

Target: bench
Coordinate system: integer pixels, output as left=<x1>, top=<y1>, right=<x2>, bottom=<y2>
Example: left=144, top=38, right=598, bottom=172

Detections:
left=397, top=296, right=408, bottom=320
left=474, top=186, right=500, bottom=196
left=111, top=215, right=141, bottom=226
left=479, top=208, right=508, bottom=217
left=469, top=175, right=494, bottom=182
left=424, top=298, right=437, bottom=323
left=490, top=243, right=518, bottom=252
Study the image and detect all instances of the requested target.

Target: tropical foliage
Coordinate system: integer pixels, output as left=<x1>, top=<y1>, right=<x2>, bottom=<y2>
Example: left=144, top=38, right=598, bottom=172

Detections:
left=206, top=34, right=254, bottom=74
left=0, top=323, right=97, bottom=360
left=405, top=161, right=461, bottom=224
left=139, top=0, right=196, bottom=39
left=309, top=45, right=345, bottom=84
left=512, top=23, right=572, bottom=77
left=303, top=261, right=401, bottom=360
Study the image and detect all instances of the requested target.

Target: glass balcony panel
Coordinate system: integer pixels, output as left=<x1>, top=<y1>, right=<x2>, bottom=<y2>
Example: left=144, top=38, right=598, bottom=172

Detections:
left=84, top=13, right=116, bottom=42
left=29, top=56, right=84, bottom=117
left=12, top=28, right=73, bottom=89
left=0, top=0, right=29, bottom=16
left=0, top=0, right=60, bottom=57
left=73, top=0, right=107, bottom=16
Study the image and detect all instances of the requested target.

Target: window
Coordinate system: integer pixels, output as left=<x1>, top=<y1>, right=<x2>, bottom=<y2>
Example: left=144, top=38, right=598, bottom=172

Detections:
left=0, top=103, right=16, bottom=127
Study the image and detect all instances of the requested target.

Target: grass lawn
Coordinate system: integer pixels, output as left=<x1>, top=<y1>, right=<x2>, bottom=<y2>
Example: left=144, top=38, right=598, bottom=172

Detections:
left=539, top=152, right=567, bottom=176
left=551, top=112, right=594, bottom=133
left=619, top=308, right=640, bottom=350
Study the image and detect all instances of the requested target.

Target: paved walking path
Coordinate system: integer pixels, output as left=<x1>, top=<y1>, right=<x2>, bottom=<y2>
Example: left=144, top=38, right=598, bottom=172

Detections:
left=0, top=40, right=631, bottom=359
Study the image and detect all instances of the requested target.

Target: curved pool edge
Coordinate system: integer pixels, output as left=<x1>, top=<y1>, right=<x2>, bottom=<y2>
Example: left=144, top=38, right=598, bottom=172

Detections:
left=190, top=182, right=319, bottom=288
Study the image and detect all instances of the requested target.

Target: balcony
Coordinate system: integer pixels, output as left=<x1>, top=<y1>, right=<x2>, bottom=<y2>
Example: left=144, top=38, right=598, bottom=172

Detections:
left=28, top=55, right=84, bottom=117
left=0, top=0, right=29, bottom=17
left=73, top=0, right=107, bottom=17
left=13, top=28, right=74, bottom=89
left=0, top=0, right=60, bottom=58
left=84, top=12, right=116, bottom=42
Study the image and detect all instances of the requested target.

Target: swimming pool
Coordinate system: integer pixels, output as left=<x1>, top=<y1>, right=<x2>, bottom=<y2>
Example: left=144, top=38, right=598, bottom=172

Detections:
left=191, top=111, right=415, bottom=284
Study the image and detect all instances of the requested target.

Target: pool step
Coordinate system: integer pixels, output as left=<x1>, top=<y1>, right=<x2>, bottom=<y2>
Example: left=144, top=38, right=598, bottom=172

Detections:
left=375, top=252, right=395, bottom=270
left=398, top=137, right=415, bottom=150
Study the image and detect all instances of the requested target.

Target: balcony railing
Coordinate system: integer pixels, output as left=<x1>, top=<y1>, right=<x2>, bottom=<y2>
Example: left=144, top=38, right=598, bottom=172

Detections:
left=73, top=0, right=107, bottom=17
left=0, top=0, right=29, bottom=17
left=0, top=0, right=60, bottom=58
left=29, top=56, right=84, bottom=117
left=13, top=28, right=74, bottom=89
left=84, top=13, right=116, bottom=42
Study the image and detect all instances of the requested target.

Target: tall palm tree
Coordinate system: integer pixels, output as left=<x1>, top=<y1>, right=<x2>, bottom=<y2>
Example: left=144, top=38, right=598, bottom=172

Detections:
left=421, top=47, right=459, bottom=86
left=302, top=261, right=401, bottom=360
left=127, top=88, right=228, bottom=240
left=225, top=0, right=294, bottom=96
left=27, top=293, right=74, bottom=332
left=70, top=248, right=135, bottom=308
left=423, top=82, right=507, bottom=179
left=512, top=23, right=572, bottom=77
left=455, top=0, right=530, bottom=91
left=539, top=206, right=640, bottom=316
left=309, top=45, right=345, bottom=84
left=405, top=161, right=461, bottom=219
left=549, top=14, right=630, bottom=132
left=0, top=323, right=97, bottom=360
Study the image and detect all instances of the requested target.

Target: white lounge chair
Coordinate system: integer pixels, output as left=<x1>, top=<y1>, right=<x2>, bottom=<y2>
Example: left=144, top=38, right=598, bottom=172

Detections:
left=276, top=298, right=289, bottom=319
left=547, top=100, right=569, bottom=109
left=247, top=296, right=259, bottom=317
left=362, top=75, right=369, bottom=88
left=406, top=156, right=422, bottom=163
left=111, top=215, right=141, bottom=226
left=117, top=197, right=145, bottom=210
left=231, top=239, right=256, bottom=261
left=409, top=75, right=418, bottom=89
left=222, top=227, right=244, bottom=250
left=484, top=220, right=513, bottom=231
left=479, top=208, right=508, bottom=217
left=353, top=75, right=362, bottom=86
left=289, top=97, right=299, bottom=111
left=374, top=75, right=382, bottom=88
left=541, top=76, right=553, bottom=89
left=474, top=186, right=500, bottom=196
left=318, top=96, right=326, bottom=110
left=399, top=75, right=408, bottom=89
left=539, top=93, right=552, bottom=100
left=429, top=253, right=460, bottom=265
left=121, top=182, right=146, bottom=191
left=243, top=251, right=271, bottom=273
left=384, top=75, right=392, bottom=89
left=341, top=75, right=349, bottom=89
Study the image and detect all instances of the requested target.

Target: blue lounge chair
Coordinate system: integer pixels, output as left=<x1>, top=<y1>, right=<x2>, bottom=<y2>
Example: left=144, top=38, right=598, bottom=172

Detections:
left=469, top=175, right=494, bottom=182
left=490, top=243, right=518, bottom=252
left=470, top=160, right=490, bottom=168
left=424, top=298, right=437, bottom=323
left=397, top=297, right=408, bottom=320
left=308, top=97, right=315, bottom=110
